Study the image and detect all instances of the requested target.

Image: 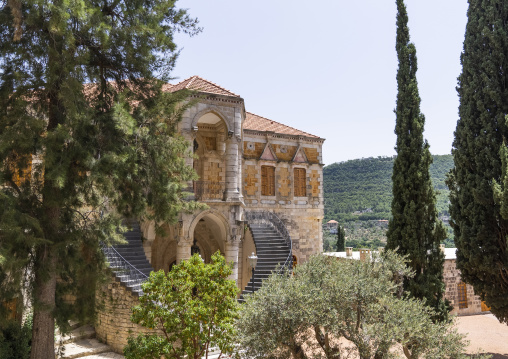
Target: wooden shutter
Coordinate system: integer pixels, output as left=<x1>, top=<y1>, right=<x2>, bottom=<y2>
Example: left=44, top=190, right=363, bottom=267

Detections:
left=294, top=168, right=306, bottom=197
left=261, top=166, right=275, bottom=196
left=457, top=282, right=468, bottom=309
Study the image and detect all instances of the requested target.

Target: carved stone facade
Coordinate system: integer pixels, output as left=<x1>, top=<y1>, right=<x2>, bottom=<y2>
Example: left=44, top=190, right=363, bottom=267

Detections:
left=95, top=76, right=325, bottom=352
left=140, top=76, right=325, bottom=289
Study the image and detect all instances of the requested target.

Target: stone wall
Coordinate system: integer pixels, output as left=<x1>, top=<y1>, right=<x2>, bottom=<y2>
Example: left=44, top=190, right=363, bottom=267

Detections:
left=443, top=258, right=487, bottom=316
left=95, top=276, right=157, bottom=354
left=242, top=137, right=324, bottom=263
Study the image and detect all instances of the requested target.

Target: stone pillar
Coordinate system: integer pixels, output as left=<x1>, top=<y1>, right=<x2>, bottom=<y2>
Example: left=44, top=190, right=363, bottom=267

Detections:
left=225, top=236, right=241, bottom=285
left=225, top=138, right=240, bottom=201
left=140, top=220, right=156, bottom=264
left=176, top=238, right=192, bottom=263
left=237, top=239, right=244, bottom=293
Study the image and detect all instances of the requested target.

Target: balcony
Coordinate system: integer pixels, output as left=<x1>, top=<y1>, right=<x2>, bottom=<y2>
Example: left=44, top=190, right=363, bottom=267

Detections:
left=193, top=181, right=226, bottom=201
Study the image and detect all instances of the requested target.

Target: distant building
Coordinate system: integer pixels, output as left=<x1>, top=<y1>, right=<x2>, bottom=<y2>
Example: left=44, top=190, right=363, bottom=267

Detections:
left=442, top=248, right=490, bottom=315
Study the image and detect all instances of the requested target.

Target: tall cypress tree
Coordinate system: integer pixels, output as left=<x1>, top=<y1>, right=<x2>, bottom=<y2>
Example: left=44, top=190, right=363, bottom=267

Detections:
left=336, top=224, right=345, bottom=252
left=386, top=0, right=449, bottom=320
left=447, top=0, right=508, bottom=323
left=0, top=1, right=201, bottom=357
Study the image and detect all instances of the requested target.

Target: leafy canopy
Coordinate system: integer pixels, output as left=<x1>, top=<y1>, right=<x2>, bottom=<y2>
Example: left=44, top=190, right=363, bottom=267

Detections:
left=0, top=0, right=201, bottom=357
left=447, top=0, right=508, bottom=323
left=124, top=252, right=240, bottom=359
left=236, top=252, right=477, bottom=359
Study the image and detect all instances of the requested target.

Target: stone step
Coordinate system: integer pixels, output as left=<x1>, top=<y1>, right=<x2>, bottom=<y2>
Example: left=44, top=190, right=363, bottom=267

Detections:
left=56, top=325, right=96, bottom=345
left=57, top=338, right=112, bottom=359
left=240, top=220, right=292, bottom=299
left=79, top=353, right=125, bottom=358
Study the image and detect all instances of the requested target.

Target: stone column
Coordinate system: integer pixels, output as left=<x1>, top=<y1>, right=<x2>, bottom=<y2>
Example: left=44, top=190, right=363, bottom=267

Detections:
left=181, top=129, right=196, bottom=197
left=225, top=235, right=241, bottom=285
left=237, top=239, right=244, bottom=292
left=176, top=238, right=192, bottom=263
left=225, top=137, right=240, bottom=201
left=140, top=220, right=156, bottom=264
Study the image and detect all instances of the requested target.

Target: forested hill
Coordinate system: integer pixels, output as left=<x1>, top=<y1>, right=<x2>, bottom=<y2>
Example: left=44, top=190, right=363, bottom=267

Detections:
left=323, top=155, right=453, bottom=222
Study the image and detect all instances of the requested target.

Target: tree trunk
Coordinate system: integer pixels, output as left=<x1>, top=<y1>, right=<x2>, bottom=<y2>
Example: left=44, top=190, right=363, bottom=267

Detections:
left=30, top=246, right=57, bottom=359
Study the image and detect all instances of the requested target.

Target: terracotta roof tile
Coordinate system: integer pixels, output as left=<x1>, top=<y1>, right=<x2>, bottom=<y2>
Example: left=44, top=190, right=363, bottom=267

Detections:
left=167, top=76, right=240, bottom=97
left=244, top=112, right=321, bottom=139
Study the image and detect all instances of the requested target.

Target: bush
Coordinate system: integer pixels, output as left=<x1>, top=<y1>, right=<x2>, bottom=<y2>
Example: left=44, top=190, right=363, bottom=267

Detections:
left=124, top=252, right=239, bottom=359
left=0, top=317, right=32, bottom=359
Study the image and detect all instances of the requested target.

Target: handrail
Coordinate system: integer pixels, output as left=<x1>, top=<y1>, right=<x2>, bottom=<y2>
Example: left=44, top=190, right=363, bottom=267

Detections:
left=101, top=243, right=149, bottom=292
left=245, top=211, right=292, bottom=274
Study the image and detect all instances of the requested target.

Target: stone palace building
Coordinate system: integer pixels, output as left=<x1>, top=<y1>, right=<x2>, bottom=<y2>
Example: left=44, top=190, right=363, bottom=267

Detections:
left=96, top=76, right=325, bottom=351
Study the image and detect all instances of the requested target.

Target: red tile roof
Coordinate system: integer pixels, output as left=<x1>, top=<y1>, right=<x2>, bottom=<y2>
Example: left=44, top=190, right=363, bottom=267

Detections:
left=167, top=76, right=321, bottom=139
left=244, top=112, right=321, bottom=139
left=166, top=76, right=240, bottom=97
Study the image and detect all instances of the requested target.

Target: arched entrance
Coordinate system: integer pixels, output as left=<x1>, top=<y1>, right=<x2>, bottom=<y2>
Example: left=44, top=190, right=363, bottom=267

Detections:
left=193, top=112, right=228, bottom=201
left=190, top=212, right=227, bottom=263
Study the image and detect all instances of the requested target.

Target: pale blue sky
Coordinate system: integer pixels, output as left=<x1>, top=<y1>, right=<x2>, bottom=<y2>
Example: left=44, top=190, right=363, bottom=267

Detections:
left=172, top=0, right=469, bottom=165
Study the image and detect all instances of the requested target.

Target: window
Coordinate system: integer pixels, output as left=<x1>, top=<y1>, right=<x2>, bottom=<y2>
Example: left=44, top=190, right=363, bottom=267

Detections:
left=294, top=168, right=306, bottom=197
left=261, top=166, right=275, bottom=196
left=457, top=282, right=468, bottom=309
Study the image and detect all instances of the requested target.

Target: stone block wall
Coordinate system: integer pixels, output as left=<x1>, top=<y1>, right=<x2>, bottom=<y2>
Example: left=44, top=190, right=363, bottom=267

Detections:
left=95, top=277, right=158, bottom=354
left=443, top=258, right=486, bottom=316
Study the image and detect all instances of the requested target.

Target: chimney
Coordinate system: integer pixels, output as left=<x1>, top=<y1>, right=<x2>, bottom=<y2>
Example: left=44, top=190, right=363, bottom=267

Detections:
left=378, top=246, right=384, bottom=253
left=345, top=247, right=353, bottom=257
left=360, top=248, right=371, bottom=262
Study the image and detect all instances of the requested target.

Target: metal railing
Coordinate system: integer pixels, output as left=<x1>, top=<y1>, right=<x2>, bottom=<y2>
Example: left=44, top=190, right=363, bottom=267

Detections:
left=245, top=211, right=293, bottom=274
left=193, top=181, right=226, bottom=201
left=101, top=244, right=149, bottom=293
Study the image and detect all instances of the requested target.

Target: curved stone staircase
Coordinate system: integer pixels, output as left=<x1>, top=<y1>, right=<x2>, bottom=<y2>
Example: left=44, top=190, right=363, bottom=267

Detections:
left=102, top=222, right=152, bottom=296
left=102, top=216, right=291, bottom=301
left=240, top=212, right=292, bottom=301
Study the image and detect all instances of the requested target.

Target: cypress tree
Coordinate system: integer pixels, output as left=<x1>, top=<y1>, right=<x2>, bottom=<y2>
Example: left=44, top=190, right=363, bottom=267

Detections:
left=386, top=0, right=449, bottom=320
left=447, top=0, right=508, bottom=323
left=0, top=1, right=201, bottom=357
left=336, top=224, right=345, bottom=252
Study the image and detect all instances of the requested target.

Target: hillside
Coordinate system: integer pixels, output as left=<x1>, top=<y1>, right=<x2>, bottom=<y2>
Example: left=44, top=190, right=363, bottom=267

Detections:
left=323, top=154, right=453, bottom=223
left=322, top=155, right=454, bottom=250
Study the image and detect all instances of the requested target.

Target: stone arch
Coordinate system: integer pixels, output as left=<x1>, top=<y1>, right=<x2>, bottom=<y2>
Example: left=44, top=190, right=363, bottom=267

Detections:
left=150, top=223, right=177, bottom=272
left=191, top=107, right=232, bottom=133
left=188, top=208, right=230, bottom=241
left=187, top=209, right=230, bottom=262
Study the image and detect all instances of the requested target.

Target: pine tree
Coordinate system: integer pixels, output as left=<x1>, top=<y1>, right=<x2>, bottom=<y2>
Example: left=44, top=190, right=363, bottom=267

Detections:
left=0, top=2, right=201, bottom=357
left=386, top=0, right=449, bottom=321
left=447, top=0, right=508, bottom=323
left=336, top=224, right=345, bottom=252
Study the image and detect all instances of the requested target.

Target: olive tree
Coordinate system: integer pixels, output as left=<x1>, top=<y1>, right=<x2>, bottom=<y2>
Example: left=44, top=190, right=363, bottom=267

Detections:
left=236, top=252, right=484, bottom=359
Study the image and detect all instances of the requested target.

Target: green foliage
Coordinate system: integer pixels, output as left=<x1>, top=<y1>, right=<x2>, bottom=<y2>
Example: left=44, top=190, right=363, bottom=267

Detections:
left=0, top=1, right=202, bottom=356
left=236, top=252, right=478, bottom=359
left=0, top=317, right=32, bottom=359
left=124, top=252, right=239, bottom=359
left=323, top=155, right=453, bottom=223
left=386, top=0, right=449, bottom=321
left=447, top=0, right=508, bottom=323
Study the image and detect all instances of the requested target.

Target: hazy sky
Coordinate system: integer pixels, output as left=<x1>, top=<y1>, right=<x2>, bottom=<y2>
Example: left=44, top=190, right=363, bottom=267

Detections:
left=171, top=0, right=469, bottom=165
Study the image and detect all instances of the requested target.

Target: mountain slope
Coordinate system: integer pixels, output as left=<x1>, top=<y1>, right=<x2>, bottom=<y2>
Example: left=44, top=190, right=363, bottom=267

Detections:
left=323, top=155, right=453, bottom=223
